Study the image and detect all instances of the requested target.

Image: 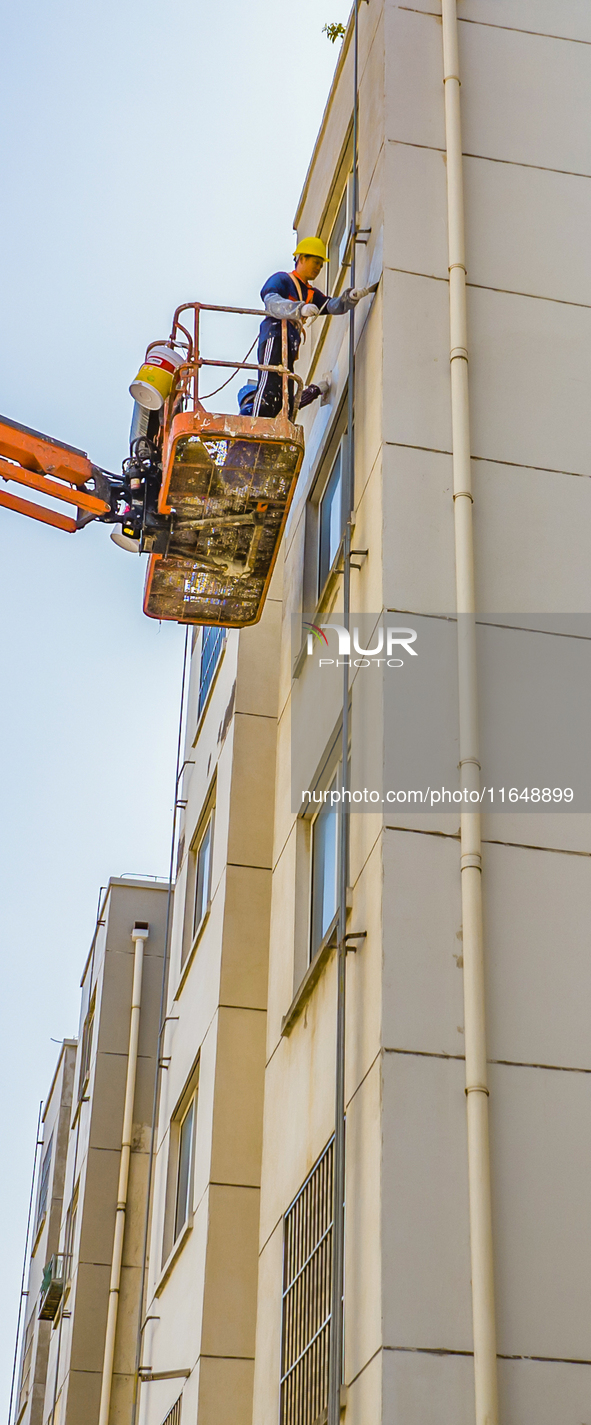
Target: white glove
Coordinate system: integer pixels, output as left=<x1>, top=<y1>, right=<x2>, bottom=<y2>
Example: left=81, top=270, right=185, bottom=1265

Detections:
left=301, top=303, right=320, bottom=322
left=349, top=283, right=378, bottom=302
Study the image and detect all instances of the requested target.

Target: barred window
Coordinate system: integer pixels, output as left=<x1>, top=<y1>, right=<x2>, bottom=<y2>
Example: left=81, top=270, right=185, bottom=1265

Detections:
left=280, top=1139, right=334, bottom=1425
left=161, top=1397, right=182, bottom=1425
left=198, top=626, right=225, bottom=718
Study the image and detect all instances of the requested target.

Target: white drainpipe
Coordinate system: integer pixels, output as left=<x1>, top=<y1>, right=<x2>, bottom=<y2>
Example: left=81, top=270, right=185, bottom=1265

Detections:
left=98, top=921, right=149, bottom=1425
left=441, top=4, right=499, bottom=1424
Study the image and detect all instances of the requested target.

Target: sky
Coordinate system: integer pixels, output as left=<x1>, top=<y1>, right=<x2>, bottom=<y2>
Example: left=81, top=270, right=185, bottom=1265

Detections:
left=0, top=0, right=350, bottom=1412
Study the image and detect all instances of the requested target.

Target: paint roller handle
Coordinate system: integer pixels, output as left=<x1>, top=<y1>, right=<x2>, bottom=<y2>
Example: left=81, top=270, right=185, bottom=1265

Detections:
left=349, top=281, right=380, bottom=301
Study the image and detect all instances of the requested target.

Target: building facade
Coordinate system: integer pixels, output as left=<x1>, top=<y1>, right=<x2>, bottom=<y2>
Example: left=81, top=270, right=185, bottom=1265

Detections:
left=137, top=605, right=280, bottom=1425
left=252, top=5, right=591, bottom=1425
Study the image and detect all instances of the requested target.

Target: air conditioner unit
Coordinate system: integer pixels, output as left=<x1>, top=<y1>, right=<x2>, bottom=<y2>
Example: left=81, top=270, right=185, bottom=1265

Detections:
left=39, top=1255, right=66, bottom=1321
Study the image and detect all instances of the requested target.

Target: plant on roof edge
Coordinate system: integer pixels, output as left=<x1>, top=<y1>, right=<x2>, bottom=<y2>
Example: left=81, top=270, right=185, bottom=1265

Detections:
left=323, top=21, right=346, bottom=42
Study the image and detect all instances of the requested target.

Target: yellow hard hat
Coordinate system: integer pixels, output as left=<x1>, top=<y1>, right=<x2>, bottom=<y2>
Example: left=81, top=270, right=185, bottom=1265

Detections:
left=293, top=235, right=327, bottom=262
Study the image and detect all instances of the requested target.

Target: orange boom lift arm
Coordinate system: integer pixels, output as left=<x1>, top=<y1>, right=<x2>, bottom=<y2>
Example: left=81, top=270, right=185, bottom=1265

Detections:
left=0, top=415, right=115, bottom=530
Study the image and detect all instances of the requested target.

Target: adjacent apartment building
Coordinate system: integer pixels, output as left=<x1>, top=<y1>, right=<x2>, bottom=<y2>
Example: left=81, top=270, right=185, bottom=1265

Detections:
left=14, top=877, right=169, bottom=1425
left=13, top=5, right=591, bottom=1425
left=15, top=1041, right=77, bottom=1425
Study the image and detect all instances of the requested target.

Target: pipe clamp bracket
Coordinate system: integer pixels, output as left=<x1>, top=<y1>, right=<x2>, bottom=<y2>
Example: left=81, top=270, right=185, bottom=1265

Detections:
left=460, top=853, right=482, bottom=872
left=450, top=346, right=469, bottom=362
left=465, top=1083, right=489, bottom=1096
left=453, top=490, right=473, bottom=502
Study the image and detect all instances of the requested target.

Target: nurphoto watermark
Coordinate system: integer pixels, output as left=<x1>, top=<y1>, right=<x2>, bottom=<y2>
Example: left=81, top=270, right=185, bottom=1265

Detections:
left=291, top=613, right=591, bottom=813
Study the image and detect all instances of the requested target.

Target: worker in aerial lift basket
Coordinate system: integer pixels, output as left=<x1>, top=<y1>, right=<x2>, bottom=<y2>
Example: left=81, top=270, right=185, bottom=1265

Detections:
left=241, top=236, right=369, bottom=419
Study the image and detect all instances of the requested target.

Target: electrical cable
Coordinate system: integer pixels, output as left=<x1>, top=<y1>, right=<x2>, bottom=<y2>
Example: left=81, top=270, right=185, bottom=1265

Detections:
left=130, top=625, right=191, bottom=1425
left=199, top=335, right=258, bottom=401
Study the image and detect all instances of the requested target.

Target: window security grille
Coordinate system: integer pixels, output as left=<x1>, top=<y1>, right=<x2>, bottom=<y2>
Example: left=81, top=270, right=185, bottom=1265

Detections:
left=280, top=1139, right=334, bottom=1425
left=161, top=1397, right=182, bottom=1425
left=198, top=626, right=225, bottom=717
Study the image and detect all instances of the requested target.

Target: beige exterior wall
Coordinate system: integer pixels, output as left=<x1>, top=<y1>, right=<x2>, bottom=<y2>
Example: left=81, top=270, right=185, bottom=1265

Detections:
left=253, top=5, right=591, bottom=1425
left=139, top=590, right=281, bottom=1425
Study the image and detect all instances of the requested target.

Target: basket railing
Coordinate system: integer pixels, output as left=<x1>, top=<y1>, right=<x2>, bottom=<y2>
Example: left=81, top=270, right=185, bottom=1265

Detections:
left=145, top=302, right=302, bottom=423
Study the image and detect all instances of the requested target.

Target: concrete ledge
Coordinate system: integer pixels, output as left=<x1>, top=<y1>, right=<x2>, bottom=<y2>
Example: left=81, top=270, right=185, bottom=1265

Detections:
left=281, top=917, right=338, bottom=1036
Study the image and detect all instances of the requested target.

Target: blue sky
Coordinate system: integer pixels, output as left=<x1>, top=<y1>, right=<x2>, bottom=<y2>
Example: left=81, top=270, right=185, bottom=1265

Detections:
left=0, top=0, right=350, bottom=1410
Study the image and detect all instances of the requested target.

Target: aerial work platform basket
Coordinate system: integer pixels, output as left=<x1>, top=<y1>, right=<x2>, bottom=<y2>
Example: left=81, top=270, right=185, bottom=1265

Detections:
left=143, top=302, right=305, bottom=628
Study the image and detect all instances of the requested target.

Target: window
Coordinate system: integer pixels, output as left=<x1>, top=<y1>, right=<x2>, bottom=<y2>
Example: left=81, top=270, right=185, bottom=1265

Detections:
left=36, top=1136, right=53, bottom=1233
left=174, top=1099, right=195, bottom=1241
left=310, top=770, right=341, bottom=959
left=63, top=1185, right=79, bottom=1282
left=181, top=789, right=216, bottom=971
left=301, top=397, right=348, bottom=612
left=280, top=1139, right=334, bottom=1425
left=161, top=1064, right=199, bottom=1268
left=328, top=188, right=348, bottom=295
left=198, top=626, right=225, bottom=718
left=78, top=993, right=95, bottom=1100
left=327, top=172, right=353, bottom=295
left=318, top=445, right=344, bottom=594
left=193, top=815, right=213, bottom=939
left=67, top=1200, right=78, bottom=1279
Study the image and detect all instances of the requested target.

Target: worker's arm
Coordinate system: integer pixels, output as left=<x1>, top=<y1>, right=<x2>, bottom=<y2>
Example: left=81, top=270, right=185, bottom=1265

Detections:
left=261, top=271, right=306, bottom=322
left=317, top=284, right=378, bottom=316
left=263, top=292, right=305, bottom=320
left=325, top=291, right=356, bottom=315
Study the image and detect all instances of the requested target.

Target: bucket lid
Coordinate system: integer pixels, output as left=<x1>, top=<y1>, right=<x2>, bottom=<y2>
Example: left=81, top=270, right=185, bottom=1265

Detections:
left=111, top=528, right=140, bottom=554
left=129, top=378, right=164, bottom=411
